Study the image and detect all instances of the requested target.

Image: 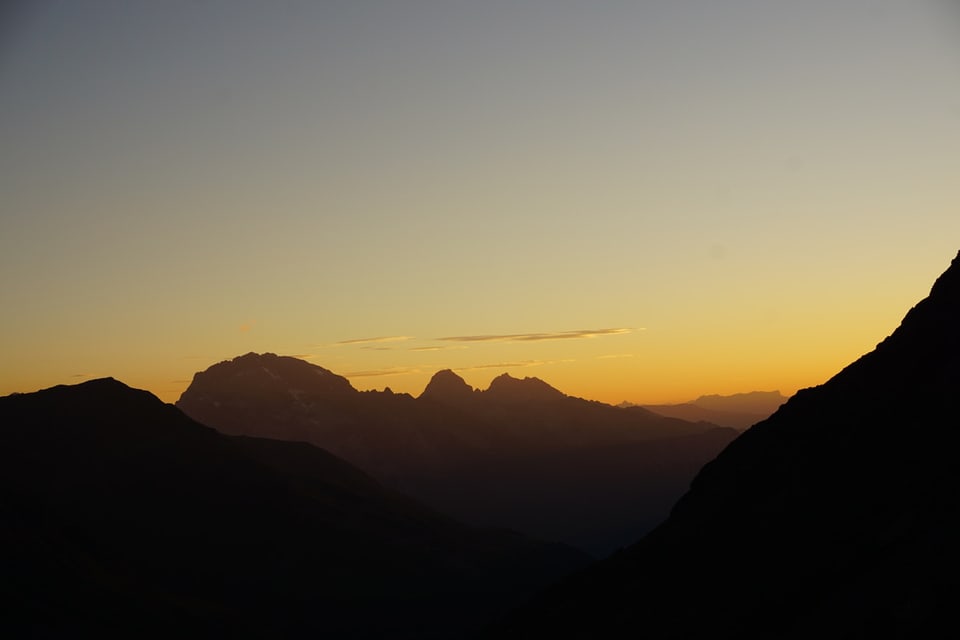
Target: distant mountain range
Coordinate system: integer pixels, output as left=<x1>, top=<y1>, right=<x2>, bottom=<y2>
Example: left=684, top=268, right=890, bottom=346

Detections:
left=497, top=251, right=960, bottom=638
left=0, top=378, right=587, bottom=638
left=177, top=359, right=737, bottom=555
left=635, top=390, right=789, bottom=429
left=10, top=248, right=959, bottom=638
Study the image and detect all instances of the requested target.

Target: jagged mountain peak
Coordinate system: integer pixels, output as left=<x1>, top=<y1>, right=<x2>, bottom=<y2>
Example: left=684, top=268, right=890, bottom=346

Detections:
left=173, top=352, right=735, bottom=554
left=175, top=353, right=359, bottom=439
left=212, top=351, right=345, bottom=379
left=418, top=369, right=476, bottom=403
left=485, top=373, right=566, bottom=402
left=180, top=352, right=355, bottom=398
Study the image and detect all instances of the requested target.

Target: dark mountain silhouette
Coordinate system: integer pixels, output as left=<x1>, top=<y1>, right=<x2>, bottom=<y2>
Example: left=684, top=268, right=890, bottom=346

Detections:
left=420, top=368, right=480, bottom=406
left=178, top=360, right=736, bottom=555
left=639, top=390, right=788, bottom=429
left=0, top=378, right=588, bottom=639
left=496, top=250, right=960, bottom=638
left=484, top=372, right=567, bottom=404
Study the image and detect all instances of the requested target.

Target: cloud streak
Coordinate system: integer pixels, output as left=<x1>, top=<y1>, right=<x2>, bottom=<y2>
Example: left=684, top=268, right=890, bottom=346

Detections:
left=344, top=366, right=421, bottom=378
left=336, top=336, right=414, bottom=346
left=438, top=328, right=636, bottom=343
left=457, top=361, right=545, bottom=371
left=455, top=358, right=575, bottom=371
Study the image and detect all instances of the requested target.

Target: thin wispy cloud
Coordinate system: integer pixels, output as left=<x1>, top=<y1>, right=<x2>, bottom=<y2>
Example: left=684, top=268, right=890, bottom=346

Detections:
left=456, top=361, right=546, bottom=371
left=598, top=353, right=637, bottom=359
left=336, top=336, right=415, bottom=346
left=344, top=366, right=421, bottom=378
left=438, top=328, right=636, bottom=343
left=408, top=345, right=468, bottom=352
left=455, top=359, right=575, bottom=372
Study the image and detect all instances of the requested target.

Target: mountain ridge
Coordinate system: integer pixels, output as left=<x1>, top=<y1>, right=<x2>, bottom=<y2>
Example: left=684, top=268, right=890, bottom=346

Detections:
left=496, top=250, right=960, bottom=637
left=1, top=377, right=588, bottom=638
left=418, top=368, right=477, bottom=406
left=177, top=357, right=737, bottom=554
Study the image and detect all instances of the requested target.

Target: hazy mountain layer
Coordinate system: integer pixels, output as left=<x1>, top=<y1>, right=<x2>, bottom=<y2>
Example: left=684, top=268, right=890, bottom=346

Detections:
left=640, top=390, right=788, bottom=429
left=178, top=358, right=736, bottom=554
left=496, top=251, right=960, bottom=638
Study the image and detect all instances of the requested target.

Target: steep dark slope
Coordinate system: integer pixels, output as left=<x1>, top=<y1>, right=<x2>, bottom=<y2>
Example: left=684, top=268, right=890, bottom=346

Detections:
left=0, top=379, right=588, bottom=639
left=178, top=360, right=736, bottom=554
left=497, top=250, right=960, bottom=638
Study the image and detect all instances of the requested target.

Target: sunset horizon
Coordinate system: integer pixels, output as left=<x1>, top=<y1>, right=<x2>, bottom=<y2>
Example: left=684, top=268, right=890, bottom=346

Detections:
left=5, top=3, right=960, bottom=634
left=3, top=2, right=959, bottom=409
left=0, top=330, right=875, bottom=409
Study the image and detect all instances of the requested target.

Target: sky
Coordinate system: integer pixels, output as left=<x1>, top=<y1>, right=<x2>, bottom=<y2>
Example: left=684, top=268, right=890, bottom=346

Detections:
left=2, top=0, right=959, bottom=405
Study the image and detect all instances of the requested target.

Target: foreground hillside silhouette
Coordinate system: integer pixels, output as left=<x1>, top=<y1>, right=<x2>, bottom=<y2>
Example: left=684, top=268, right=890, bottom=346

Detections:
left=496, top=251, right=960, bottom=638
left=0, top=379, right=588, bottom=638
left=177, top=359, right=736, bottom=554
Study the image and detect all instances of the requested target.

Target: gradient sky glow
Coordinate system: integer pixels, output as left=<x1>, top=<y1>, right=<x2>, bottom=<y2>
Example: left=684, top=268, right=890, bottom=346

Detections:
left=2, top=1, right=959, bottom=404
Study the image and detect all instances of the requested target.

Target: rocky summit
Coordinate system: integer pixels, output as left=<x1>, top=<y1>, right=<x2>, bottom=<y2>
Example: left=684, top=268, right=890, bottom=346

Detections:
left=177, top=356, right=736, bottom=555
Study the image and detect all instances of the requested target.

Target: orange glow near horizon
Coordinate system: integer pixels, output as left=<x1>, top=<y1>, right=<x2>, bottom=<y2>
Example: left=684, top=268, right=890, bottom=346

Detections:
left=1, top=287, right=925, bottom=409
left=2, top=3, right=959, bottom=407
